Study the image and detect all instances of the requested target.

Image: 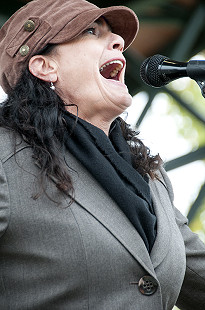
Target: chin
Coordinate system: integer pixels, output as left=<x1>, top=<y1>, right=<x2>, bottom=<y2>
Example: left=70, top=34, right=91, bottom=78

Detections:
left=118, top=92, right=133, bottom=109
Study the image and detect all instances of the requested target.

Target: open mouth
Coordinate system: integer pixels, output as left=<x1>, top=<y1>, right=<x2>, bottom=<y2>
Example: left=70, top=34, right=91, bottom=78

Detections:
left=99, top=60, right=124, bottom=81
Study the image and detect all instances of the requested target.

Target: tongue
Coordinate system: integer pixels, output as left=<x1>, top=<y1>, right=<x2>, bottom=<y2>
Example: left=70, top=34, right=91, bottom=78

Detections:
left=100, top=63, right=119, bottom=79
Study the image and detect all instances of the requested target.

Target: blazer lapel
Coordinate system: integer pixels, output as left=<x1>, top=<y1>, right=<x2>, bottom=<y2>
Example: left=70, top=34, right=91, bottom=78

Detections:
left=63, top=152, right=156, bottom=277
left=149, top=176, right=172, bottom=268
left=35, top=150, right=171, bottom=276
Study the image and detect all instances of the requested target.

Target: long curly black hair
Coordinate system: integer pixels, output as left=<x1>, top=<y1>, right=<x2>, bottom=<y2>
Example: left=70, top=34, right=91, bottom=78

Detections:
left=0, top=47, right=161, bottom=198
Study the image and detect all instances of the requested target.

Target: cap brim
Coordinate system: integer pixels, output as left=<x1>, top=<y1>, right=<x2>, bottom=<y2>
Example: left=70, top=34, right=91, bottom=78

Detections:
left=50, top=6, right=139, bottom=50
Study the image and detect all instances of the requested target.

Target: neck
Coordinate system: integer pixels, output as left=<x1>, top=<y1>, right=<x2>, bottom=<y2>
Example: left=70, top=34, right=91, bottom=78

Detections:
left=65, top=106, right=115, bottom=136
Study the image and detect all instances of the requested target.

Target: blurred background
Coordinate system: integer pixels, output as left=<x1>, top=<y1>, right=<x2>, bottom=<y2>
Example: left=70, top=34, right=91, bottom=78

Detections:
left=0, top=2, right=205, bottom=308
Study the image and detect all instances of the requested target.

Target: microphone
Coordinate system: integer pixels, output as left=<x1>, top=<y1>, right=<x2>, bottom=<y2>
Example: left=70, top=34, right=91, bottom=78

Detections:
left=140, top=54, right=205, bottom=87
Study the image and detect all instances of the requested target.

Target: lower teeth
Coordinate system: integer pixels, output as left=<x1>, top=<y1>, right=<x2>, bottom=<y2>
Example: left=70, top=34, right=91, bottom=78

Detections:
left=110, top=70, right=118, bottom=78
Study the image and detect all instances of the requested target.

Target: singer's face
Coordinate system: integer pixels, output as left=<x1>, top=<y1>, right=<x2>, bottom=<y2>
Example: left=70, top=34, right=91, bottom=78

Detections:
left=53, top=17, right=132, bottom=123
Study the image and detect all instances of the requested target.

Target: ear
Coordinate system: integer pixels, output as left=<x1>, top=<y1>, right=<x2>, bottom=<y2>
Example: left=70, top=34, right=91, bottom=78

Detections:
left=28, top=55, right=58, bottom=83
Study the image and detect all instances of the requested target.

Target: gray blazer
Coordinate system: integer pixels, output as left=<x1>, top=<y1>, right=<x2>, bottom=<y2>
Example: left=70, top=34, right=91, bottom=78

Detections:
left=0, top=127, right=205, bottom=310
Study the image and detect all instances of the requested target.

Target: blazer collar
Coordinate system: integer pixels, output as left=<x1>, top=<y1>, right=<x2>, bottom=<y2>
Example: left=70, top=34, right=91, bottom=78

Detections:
left=149, top=174, right=172, bottom=268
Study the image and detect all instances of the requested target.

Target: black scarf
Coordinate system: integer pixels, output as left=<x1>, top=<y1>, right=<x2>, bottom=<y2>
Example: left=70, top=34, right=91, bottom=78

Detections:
left=63, top=112, right=157, bottom=253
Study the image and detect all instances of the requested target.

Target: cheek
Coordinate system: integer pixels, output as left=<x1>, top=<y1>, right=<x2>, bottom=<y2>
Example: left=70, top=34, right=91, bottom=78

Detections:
left=59, top=53, right=95, bottom=82
left=55, top=45, right=105, bottom=101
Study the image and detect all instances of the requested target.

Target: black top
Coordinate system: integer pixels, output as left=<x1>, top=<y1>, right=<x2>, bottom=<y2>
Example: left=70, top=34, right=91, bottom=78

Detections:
left=63, top=112, right=157, bottom=253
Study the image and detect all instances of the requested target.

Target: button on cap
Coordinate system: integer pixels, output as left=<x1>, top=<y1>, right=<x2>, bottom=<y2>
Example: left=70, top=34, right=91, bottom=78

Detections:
left=24, top=20, right=35, bottom=32
left=138, top=275, right=158, bottom=295
left=19, top=45, right=30, bottom=56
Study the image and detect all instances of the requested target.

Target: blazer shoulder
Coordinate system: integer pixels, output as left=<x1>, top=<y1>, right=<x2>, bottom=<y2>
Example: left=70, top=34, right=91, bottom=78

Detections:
left=154, top=166, right=188, bottom=226
left=0, top=127, right=30, bottom=163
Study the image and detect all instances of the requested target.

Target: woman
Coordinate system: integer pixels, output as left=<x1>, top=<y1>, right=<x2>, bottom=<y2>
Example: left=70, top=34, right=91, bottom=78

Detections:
left=0, top=0, right=204, bottom=309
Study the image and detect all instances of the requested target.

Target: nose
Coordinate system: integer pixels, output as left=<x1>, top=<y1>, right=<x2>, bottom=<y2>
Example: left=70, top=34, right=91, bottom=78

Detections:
left=109, top=33, right=125, bottom=52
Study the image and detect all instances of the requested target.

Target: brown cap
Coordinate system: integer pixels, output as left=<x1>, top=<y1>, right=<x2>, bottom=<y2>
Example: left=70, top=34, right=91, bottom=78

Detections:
left=0, top=0, right=139, bottom=93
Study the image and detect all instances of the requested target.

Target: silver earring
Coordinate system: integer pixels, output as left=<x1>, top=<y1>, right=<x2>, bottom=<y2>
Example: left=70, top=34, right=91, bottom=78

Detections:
left=50, top=81, right=55, bottom=90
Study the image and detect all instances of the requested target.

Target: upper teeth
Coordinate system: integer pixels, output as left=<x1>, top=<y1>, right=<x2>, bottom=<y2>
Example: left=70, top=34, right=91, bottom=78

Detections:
left=100, top=60, right=123, bottom=78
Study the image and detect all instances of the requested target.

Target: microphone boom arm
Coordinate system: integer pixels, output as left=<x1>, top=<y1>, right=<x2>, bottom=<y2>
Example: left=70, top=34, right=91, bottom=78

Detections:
left=195, top=80, right=205, bottom=98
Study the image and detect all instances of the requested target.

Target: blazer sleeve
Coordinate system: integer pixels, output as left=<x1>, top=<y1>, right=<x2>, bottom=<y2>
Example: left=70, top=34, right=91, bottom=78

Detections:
left=159, top=166, right=205, bottom=310
left=174, top=207, right=205, bottom=310
left=0, top=158, right=10, bottom=239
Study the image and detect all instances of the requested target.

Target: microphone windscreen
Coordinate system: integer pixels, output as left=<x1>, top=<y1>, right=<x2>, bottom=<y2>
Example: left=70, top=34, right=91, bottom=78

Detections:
left=140, top=54, right=168, bottom=87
